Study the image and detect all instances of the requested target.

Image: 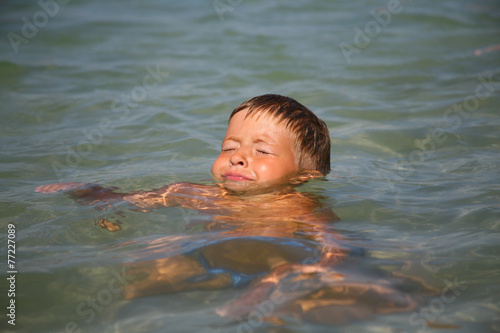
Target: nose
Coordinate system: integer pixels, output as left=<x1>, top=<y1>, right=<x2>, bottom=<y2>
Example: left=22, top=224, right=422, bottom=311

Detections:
left=229, top=149, right=248, bottom=167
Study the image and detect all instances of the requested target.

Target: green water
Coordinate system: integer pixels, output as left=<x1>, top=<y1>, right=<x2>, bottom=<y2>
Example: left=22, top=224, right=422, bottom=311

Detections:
left=1, top=0, right=500, bottom=332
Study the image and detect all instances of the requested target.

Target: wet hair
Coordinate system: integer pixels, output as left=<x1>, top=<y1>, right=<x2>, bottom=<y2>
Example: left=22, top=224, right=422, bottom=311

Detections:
left=229, top=94, right=331, bottom=174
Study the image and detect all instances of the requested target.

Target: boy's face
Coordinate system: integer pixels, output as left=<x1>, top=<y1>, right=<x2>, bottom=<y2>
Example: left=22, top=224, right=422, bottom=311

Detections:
left=212, top=110, right=300, bottom=193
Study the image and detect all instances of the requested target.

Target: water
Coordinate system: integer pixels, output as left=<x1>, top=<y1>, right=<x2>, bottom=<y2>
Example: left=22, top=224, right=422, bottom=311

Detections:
left=1, top=0, right=500, bottom=332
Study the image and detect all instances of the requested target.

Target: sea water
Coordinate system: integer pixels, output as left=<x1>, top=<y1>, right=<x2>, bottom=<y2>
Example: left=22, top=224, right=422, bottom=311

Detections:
left=1, top=0, right=499, bottom=332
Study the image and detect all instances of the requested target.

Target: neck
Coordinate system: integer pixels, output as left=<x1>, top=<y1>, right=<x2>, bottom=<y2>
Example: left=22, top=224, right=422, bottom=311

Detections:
left=221, top=183, right=298, bottom=200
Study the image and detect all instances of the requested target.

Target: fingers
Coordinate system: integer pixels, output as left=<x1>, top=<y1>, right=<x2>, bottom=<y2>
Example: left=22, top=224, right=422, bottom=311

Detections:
left=35, top=182, right=86, bottom=193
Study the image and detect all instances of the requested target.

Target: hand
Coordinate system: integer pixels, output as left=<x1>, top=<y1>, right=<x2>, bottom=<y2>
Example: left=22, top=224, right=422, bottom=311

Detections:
left=35, top=182, right=86, bottom=193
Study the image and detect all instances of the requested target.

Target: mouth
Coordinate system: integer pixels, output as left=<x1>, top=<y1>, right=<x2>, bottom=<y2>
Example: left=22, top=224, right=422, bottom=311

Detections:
left=223, top=172, right=253, bottom=182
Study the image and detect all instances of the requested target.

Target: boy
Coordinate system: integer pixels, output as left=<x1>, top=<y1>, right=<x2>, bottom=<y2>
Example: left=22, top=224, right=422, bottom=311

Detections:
left=36, top=94, right=336, bottom=223
left=36, top=94, right=357, bottom=320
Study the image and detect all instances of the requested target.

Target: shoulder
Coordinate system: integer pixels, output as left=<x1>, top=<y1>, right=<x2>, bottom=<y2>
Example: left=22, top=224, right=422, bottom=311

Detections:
left=296, top=206, right=340, bottom=224
left=282, top=191, right=340, bottom=223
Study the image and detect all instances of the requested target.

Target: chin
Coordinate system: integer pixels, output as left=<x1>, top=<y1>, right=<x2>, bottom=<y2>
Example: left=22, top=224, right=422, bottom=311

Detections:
left=222, top=181, right=255, bottom=193
left=223, top=181, right=295, bottom=196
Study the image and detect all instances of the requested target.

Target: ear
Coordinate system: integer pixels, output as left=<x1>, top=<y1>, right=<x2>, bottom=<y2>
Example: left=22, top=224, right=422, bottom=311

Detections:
left=288, top=170, right=325, bottom=185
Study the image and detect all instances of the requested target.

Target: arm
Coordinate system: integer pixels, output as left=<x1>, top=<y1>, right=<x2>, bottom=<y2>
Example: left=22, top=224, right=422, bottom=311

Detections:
left=295, top=206, right=346, bottom=266
left=123, top=182, right=221, bottom=211
left=35, top=182, right=125, bottom=206
left=35, top=182, right=88, bottom=193
left=35, top=181, right=216, bottom=210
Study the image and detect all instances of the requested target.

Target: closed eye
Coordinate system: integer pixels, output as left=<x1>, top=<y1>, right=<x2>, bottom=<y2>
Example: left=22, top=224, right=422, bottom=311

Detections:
left=257, top=150, right=270, bottom=155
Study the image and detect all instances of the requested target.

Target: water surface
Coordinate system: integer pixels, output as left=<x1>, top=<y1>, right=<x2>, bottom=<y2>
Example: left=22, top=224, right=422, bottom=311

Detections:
left=1, top=0, right=500, bottom=332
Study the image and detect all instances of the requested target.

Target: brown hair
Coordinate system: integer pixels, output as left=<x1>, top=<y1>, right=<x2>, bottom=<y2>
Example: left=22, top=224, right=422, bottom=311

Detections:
left=230, top=94, right=331, bottom=174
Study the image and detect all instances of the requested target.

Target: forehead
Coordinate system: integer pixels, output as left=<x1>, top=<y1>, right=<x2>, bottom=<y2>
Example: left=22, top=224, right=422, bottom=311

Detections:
left=225, top=111, right=299, bottom=159
left=226, top=111, right=291, bottom=137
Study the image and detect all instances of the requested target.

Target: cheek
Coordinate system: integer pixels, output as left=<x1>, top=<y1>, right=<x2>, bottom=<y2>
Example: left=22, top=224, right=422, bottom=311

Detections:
left=257, top=159, right=297, bottom=180
left=211, top=155, right=225, bottom=177
left=253, top=161, right=278, bottom=178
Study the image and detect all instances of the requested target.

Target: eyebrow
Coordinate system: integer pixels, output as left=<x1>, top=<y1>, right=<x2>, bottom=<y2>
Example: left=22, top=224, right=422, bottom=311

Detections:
left=224, top=134, right=277, bottom=145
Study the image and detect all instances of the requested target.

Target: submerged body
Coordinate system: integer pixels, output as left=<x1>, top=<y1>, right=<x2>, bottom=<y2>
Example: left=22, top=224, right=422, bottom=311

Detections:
left=36, top=180, right=432, bottom=325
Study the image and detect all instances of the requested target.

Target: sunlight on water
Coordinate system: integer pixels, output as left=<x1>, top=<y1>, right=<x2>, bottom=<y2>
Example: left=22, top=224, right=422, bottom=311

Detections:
left=1, top=0, right=499, bottom=332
